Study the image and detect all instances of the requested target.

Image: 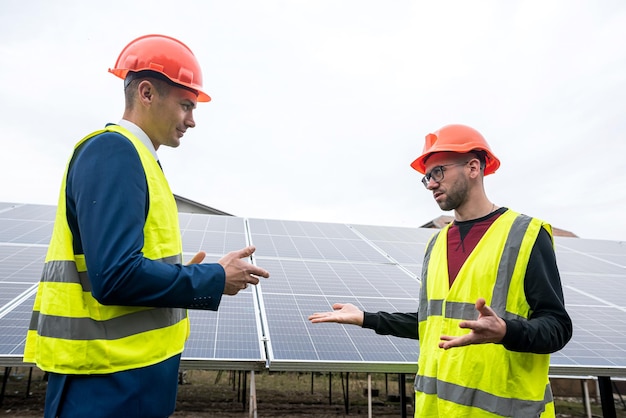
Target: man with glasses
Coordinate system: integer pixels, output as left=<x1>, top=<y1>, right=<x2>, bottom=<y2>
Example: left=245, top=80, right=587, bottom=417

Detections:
left=309, top=124, right=572, bottom=417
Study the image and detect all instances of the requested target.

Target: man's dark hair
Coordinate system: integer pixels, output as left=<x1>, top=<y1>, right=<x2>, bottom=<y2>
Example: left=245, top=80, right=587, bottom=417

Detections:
left=470, top=150, right=487, bottom=171
left=123, top=71, right=172, bottom=109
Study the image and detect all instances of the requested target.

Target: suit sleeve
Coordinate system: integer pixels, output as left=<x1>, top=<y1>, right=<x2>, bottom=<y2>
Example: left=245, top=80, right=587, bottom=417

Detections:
left=66, top=132, right=225, bottom=310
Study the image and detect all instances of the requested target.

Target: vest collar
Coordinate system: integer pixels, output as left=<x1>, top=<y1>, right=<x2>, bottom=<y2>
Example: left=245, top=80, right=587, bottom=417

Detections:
left=117, top=119, right=159, bottom=162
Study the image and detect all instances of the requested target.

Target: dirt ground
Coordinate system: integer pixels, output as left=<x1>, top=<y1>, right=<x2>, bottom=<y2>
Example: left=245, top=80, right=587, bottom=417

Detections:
left=2, top=367, right=625, bottom=417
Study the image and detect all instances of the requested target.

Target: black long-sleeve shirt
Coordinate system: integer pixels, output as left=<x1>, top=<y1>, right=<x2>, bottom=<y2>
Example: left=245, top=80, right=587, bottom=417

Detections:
left=362, top=211, right=573, bottom=354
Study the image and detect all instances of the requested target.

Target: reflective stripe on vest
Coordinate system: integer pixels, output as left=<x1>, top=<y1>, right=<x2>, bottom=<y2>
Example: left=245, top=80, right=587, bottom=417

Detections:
left=415, top=210, right=554, bottom=417
left=29, top=255, right=184, bottom=340
left=30, top=307, right=186, bottom=341
left=414, top=375, right=553, bottom=417
left=23, top=125, right=188, bottom=374
left=36, top=256, right=180, bottom=293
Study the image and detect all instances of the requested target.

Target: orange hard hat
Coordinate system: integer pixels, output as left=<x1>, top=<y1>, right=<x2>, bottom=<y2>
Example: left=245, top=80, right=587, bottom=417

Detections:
left=410, top=124, right=500, bottom=175
left=109, top=34, right=211, bottom=102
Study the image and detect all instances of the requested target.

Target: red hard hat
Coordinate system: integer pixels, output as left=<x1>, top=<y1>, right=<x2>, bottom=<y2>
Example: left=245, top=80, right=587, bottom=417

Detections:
left=410, top=124, right=500, bottom=175
left=109, top=34, right=211, bottom=102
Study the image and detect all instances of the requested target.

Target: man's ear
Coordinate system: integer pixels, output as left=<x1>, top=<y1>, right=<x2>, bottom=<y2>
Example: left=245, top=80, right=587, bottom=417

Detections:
left=137, top=80, right=155, bottom=104
left=467, top=158, right=482, bottom=178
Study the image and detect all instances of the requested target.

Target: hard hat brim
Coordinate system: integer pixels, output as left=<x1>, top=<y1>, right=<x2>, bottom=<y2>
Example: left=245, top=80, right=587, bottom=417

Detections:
left=410, top=150, right=500, bottom=175
left=108, top=68, right=211, bottom=102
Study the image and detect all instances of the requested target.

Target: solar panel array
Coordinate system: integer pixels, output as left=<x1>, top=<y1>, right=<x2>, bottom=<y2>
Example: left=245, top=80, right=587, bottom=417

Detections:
left=550, top=238, right=626, bottom=376
left=178, top=214, right=265, bottom=370
left=248, top=218, right=422, bottom=372
left=1, top=202, right=626, bottom=377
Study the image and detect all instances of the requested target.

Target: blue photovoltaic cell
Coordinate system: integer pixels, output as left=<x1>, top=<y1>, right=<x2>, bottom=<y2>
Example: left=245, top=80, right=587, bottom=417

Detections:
left=556, top=251, right=626, bottom=275
left=0, top=245, right=47, bottom=285
left=0, top=294, right=36, bottom=358
left=180, top=253, right=264, bottom=368
left=552, top=306, right=626, bottom=369
left=350, top=224, right=435, bottom=266
left=0, top=203, right=57, bottom=221
left=550, top=236, right=626, bottom=374
left=247, top=219, right=421, bottom=371
left=183, top=289, right=265, bottom=369
left=400, top=264, right=422, bottom=278
left=266, top=260, right=417, bottom=299
left=254, top=256, right=419, bottom=371
left=249, top=218, right=356, bottom=239
left=555, top=236, right=626, bottom=254
left=0, top=219, right=53, bottom=245
left=0, top=236, right=46, bottom=361
left=263, top=294, right=418, bottom=365
left=248, top=218, right=390, bottom=263
left=175, top=241, right=265, bottom=368
left=0, top=208, right=265, bottom=367
left=0, top=283, right=35, bottom=311
left=1, top=204, right=626, bottom=378
left=561, top=273, right=626, bottom=308
left=350, top=224, right=431, bottom=243
left=179, top=213, right=247, bottom=255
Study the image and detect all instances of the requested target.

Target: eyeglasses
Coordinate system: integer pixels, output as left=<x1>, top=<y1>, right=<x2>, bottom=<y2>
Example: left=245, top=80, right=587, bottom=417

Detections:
left=421, top=162, right=469, bottom=188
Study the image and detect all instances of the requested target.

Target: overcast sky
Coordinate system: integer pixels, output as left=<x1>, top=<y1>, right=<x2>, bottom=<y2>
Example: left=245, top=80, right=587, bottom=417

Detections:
left=1, top=1, right=625, bottom=242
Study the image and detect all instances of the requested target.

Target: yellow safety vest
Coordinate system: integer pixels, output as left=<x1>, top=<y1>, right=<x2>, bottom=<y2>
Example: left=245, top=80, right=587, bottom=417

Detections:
left=415, top=210, right=555, bottom=417
left=23, top=125, right=189, bottom=374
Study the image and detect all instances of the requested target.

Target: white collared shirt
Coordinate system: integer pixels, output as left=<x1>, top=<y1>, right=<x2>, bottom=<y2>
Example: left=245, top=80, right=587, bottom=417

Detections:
left=117, top=119, right=159, bottom=162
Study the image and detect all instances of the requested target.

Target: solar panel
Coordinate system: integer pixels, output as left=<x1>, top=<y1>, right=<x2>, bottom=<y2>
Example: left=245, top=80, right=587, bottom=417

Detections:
left=247, top=218, right=420, bottom=372
left=0, top=203, right=57, bottom=220
left=183, top=291, right=266, bottom=370
left=0, top=204, right=52, bottom=364
left=181, top=255, right=266, bottom=370
left=0, top=245, right=47, bottom=285
left=0, top=206, right=266, bottom=369
left=249, top=218, right=391, bottom=263
left=179, top=213, right=248, bottom=255
left=550, top=307, right=626, bottom=372
left=549, top=236, right=626, bottom=375
left=0, top=243, right=43, bottom=361
left=176, top=215, right=267, bottom=368
left=1, top=203, right=626, bottom=382
left=349, top=223, right=435, bottom=274
left=0, top=293, right=36, bottom=364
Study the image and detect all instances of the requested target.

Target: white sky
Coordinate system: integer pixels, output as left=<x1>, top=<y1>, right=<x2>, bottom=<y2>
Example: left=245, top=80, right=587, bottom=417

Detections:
left=1, top=0, right=625, bottom=242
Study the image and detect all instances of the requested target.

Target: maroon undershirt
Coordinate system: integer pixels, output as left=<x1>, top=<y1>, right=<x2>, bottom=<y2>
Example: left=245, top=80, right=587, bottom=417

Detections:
left=446, top=209, right=503, bottom=287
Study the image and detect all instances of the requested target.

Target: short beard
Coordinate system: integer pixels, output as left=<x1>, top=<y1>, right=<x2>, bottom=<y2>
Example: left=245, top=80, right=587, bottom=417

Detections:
left=437, top=176, right=469, bottom=211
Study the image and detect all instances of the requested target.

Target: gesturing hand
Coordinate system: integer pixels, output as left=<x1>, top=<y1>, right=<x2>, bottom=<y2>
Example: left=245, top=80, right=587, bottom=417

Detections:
left=438, top=298, right=506, bottom=349
left=308, top=303, right=364, bottom=326
left=218, top=246, right=270, bottom=295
